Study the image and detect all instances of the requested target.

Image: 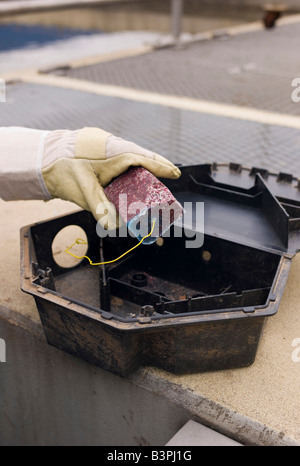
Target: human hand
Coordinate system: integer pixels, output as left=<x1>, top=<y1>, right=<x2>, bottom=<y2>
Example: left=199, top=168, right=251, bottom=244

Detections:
left=42, top=127, right=181, bottom=228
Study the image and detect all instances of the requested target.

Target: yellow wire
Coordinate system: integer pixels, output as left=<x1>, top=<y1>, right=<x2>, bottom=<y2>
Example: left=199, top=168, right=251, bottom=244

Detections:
left=64, top=219, right=156, bottom=266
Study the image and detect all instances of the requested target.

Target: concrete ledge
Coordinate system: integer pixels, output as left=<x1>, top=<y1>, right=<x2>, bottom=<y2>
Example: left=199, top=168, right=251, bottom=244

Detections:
left=132, top=369, right=300, bottom=446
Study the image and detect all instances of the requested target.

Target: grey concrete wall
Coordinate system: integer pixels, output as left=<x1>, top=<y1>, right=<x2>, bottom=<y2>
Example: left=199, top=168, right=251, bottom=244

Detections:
left=0, top=316, right=191, bottom=446
left=1, top=311, right=297, bottom=447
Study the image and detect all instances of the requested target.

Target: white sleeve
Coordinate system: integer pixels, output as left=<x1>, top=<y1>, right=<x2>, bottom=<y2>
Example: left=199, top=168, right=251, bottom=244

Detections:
left=0, top=127, right=51, bottom=201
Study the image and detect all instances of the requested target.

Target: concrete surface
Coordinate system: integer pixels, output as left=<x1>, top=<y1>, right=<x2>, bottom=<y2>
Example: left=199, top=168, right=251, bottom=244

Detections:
left=1, top=13, right=300, bottom=446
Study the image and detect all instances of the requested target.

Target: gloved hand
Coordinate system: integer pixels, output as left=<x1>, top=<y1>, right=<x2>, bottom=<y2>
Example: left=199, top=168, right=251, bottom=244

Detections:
left=0, top=127, right=181, bottom=229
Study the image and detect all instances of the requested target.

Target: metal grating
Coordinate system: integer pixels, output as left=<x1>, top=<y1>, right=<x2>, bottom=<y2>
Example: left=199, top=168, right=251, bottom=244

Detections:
left=2, top=81, right=300, bottom=174
left=54, top=22, right=300, bottom=116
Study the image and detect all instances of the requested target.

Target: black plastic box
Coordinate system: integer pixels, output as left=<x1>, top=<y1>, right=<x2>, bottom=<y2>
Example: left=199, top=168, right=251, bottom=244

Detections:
left=20, top=163, right=300, bottom=376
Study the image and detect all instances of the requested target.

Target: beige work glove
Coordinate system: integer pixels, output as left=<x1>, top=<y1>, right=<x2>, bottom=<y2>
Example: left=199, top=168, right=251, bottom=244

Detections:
left=0, top=127, right=181, bottom=229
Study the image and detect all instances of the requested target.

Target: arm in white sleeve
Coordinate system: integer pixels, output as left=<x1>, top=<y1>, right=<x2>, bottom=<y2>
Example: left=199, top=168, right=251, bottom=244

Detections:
left=0, top=126, right=51, bottom=200
left=0, top=126, right=77, bottom=201
left=0, top=126, right=181, bottom=228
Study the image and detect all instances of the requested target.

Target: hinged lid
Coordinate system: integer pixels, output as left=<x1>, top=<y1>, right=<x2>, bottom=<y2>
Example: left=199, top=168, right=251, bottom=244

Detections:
left=163, top=163, right=300, bottom=256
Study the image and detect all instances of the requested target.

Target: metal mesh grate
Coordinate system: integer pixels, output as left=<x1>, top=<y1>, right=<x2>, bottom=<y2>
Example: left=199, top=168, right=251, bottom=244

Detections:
left=55, top=22, right=300, bottom=115
left=2, top=82, right=300, bottom=175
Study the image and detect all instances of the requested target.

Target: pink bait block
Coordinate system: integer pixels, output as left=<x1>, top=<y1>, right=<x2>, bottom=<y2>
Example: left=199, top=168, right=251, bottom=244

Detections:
left=104, top=167, right=183, bottom=244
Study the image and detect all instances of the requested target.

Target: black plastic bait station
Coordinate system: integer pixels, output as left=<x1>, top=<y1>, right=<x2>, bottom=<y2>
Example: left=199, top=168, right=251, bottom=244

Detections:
left=20, top=163, right=300, bottom=376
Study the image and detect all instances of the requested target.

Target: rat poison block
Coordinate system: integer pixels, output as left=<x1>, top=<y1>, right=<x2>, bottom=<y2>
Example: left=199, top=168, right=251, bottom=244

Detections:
left=104, top=167, right=183, bottom=244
